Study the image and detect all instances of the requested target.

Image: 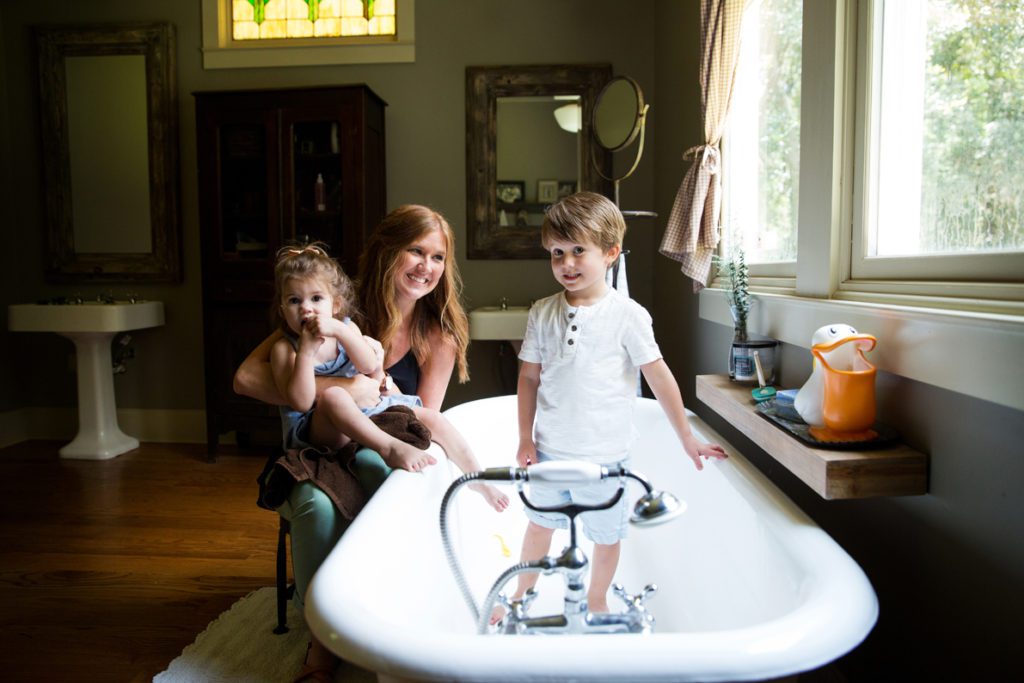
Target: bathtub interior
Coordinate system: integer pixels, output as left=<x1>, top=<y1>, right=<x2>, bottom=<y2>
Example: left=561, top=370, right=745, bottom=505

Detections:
left=332, top=396, right=814, bottom=636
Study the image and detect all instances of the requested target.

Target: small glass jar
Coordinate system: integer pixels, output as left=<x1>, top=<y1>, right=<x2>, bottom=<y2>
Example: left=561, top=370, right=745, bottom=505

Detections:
left=729, top=338, right=779, bottom=385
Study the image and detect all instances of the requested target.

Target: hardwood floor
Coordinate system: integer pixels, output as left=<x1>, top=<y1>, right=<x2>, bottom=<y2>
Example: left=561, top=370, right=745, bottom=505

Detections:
left=0, top=440, right=280, bottom=682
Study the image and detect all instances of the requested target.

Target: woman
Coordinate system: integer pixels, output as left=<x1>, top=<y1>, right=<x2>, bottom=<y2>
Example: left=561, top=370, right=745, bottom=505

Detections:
left=233, top=205, right=470, bottom=682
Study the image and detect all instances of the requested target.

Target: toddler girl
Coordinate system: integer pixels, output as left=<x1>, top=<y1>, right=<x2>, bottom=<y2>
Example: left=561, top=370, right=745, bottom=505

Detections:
left=269, top=244, right=508, bottom=511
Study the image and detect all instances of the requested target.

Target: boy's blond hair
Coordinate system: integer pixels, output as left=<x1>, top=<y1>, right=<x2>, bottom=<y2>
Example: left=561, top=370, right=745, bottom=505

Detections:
left=541, top=191, right=626, bottom=252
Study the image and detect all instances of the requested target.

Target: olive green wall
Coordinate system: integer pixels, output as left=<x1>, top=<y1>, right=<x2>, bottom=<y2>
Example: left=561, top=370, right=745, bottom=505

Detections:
left=0, top=0, right=657, bottom=417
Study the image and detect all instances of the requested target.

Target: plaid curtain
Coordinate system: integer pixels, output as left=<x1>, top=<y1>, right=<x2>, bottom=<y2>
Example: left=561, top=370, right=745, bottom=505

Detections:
left=659, top=0, right=747, bottom=291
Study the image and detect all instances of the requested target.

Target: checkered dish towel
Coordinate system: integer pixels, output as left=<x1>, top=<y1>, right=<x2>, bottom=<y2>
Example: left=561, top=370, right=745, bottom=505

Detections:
left=659, top=143, right=722, bottom=291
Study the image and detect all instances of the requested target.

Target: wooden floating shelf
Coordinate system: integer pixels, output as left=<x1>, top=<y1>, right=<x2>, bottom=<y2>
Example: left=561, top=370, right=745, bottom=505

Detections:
left=695, top=374, right=928, bottom=500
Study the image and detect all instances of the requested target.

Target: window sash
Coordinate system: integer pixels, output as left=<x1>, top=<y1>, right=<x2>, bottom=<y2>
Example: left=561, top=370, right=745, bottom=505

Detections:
left=849, top=0, right=1024, bottom=286
left=721, top=0, right=1023, bottom=305
left=201, top=0, right=415, bottom=69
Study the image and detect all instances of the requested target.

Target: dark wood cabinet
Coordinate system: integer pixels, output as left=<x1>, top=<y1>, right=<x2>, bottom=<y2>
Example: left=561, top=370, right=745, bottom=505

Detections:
left=194, top=86, right=387, bottom=456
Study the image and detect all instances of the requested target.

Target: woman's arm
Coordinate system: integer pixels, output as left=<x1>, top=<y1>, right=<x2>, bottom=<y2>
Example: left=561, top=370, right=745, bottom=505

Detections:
left=234, top=330, right=286, bottom=405
left=235, top=328, right=381, bottom=406
left=415, top=325, right=457, bottom=410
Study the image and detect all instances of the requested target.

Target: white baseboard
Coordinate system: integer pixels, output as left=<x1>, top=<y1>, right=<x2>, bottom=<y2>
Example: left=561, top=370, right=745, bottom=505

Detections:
left=0, top=407, right=207, bottom=448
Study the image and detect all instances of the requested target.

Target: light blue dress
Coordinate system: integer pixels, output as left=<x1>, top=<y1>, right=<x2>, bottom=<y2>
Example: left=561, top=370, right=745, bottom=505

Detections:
left=278, top=325, right=422, bottom=450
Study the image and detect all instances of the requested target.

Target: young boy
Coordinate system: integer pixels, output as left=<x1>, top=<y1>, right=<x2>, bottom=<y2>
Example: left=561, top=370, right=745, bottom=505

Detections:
left=497, top=192, right=727, bottom=621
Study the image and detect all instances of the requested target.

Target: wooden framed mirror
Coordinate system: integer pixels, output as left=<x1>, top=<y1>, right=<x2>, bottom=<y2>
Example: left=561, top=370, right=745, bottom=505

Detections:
left=466, top=64, right=613, bottom=259
left=35, top=22, right=181, bottom=282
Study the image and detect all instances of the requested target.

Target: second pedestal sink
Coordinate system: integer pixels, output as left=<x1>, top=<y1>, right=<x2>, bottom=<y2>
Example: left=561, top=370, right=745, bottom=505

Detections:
left=468, top=305, right=530, bottom=341
left=8, top=300, right=165, bottom=460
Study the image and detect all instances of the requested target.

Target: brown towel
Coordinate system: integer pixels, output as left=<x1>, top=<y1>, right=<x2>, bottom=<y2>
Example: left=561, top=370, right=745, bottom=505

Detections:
left=257, top=406, right=432, bottom=520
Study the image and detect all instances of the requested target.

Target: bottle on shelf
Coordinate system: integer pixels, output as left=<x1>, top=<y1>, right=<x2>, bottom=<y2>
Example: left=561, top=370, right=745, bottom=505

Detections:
left=315, top=173, right=326, bottom=212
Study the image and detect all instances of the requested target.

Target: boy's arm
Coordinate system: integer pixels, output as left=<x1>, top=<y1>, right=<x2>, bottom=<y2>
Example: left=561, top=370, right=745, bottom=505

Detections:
left=516, top=361, right=541, bottom=467
left=640, top=359, right=727, bottom=471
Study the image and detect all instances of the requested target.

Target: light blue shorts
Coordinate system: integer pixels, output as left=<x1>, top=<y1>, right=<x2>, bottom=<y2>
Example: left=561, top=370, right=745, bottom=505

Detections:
left=363, top=392, right=422, bottom=418
left=522, top=452, right=630, bottom=545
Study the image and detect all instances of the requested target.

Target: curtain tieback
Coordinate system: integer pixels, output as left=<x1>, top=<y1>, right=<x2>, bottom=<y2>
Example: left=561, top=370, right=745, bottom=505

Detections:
left=683, top=144, right=720, bottom=175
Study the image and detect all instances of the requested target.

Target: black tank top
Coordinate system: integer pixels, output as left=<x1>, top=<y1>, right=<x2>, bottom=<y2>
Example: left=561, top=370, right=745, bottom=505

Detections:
left=386, top=349, right=420, bottom=396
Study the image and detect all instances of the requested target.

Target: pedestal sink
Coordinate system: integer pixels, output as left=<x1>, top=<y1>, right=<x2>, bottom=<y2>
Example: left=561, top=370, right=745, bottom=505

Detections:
left=468, top=305, right=530, bottom=341
left=8, top=301, right=165, bottom=459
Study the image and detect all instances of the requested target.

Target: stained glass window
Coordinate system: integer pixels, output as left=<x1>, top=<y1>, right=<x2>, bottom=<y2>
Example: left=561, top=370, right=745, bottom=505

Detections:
left=232, top=0, right=397, bottom=41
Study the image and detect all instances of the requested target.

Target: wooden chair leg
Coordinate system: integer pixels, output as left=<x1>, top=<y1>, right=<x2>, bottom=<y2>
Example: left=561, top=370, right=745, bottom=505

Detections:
left=274, top=517, right=291, bottom=634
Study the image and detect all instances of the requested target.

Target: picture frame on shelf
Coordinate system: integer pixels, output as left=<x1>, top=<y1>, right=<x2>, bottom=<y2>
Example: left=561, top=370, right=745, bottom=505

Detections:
left=557, top=180, right=576, bottom=199
left=537, top=179, right=558, bottom=203
left=497, top=180, right=525, bottom=204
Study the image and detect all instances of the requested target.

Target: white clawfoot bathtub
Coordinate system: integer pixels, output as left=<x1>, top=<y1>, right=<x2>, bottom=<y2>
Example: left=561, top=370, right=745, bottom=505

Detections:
left=307, top=395, right=877, bottom=682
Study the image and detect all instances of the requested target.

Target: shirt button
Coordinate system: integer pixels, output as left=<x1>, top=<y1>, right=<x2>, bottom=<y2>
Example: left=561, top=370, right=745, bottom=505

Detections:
left=568, top=312, right=575, bottom=318
left=567, top=339, right=575, bottom=345
left=571, top=325, right=578, bottom=331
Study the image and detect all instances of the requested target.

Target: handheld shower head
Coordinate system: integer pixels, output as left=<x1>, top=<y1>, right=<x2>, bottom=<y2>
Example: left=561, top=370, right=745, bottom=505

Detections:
left=630, top=489, right=686, bottom=525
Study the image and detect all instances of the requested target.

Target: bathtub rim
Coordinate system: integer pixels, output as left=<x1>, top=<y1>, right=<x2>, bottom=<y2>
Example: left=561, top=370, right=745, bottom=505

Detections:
left=306, top=395, right=879, bottom=682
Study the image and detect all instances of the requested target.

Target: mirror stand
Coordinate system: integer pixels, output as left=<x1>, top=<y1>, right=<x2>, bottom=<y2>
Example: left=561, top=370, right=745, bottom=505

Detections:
left=593, top=102, right=649, bottom=209
left=590, top=76, right=656, bottom=219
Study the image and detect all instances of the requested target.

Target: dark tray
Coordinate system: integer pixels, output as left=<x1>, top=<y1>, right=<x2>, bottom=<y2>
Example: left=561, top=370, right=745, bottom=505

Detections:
left=755, top=399, right=900, bottom=450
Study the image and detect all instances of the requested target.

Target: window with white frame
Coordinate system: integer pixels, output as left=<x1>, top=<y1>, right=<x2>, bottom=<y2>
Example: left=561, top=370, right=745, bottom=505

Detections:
left=853, top=0, right=1024, bottom=283
left=723, top=0, right=1024, bottom=304
left=723, top=0, right=802, bottom=272
left=201, top=0, right=414, bottom=69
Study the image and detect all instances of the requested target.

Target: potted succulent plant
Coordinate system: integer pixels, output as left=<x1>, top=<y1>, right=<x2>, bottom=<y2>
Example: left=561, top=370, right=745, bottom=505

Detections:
left=715, top=249, right=778, bottom=384
left=715, top=248, right=750, bottom=343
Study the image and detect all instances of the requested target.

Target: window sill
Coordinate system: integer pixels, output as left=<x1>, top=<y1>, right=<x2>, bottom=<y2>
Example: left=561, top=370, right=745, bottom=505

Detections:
left=201, top=42, right=415, bottom=69
left=698, top=289, right=1024, bottom=412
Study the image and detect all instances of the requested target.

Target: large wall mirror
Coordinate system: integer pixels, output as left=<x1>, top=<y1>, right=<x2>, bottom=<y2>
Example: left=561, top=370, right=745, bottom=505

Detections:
left=466, top=64, right=613, bottom=259
left=35, top=22, right=181, bottom=282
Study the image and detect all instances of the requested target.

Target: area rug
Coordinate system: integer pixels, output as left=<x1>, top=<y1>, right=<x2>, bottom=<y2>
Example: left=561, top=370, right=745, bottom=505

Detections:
left=154, top=587, right=376, bottom=683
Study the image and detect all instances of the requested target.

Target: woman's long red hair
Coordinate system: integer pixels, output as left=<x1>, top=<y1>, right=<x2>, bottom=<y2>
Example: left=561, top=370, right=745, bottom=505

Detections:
left=357, top=205, right=470, bottom=383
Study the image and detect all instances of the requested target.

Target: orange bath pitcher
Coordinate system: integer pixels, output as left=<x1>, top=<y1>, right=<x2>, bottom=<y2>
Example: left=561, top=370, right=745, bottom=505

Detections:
left=811, top=343, right=877, bottom=436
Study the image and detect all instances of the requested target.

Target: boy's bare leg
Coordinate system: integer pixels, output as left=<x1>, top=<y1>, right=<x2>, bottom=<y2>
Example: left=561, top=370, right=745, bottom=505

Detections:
left=310, top=387, right=436, bottom=472
left=587, top=541, right=621, bottom=613
left=414, top=407, right=509, bottom=511
left=490, top=521, right=554, bottom=624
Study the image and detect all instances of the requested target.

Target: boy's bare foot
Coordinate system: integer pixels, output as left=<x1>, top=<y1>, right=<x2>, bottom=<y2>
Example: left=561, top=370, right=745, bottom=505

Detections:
left=587, top=598, right=610, bottom=613
left=383, top=440, right=436, bottom=472
left=489, top=603, right=507, bottom=626
left=470, top=482, right=510, bottom=512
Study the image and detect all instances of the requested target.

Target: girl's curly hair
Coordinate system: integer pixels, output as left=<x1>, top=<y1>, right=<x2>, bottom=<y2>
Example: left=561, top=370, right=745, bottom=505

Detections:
left=271, top=242, right=357, bottom=331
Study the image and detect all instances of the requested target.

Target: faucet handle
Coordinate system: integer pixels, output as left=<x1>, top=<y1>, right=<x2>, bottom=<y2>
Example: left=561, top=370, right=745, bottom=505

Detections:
left=499, top=296, right=509, bottom=310
left=612, top=582, right=657, bottom=609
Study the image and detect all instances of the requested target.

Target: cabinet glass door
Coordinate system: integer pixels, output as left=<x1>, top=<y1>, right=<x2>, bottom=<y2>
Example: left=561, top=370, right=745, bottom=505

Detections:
left=285, top=114, right=345, bottom=251
left=219, top=122, right=272, bottom=259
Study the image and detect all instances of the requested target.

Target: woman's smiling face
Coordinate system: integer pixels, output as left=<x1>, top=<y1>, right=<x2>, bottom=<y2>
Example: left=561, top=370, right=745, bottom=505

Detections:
left=393, top=227, right=446, bottom=304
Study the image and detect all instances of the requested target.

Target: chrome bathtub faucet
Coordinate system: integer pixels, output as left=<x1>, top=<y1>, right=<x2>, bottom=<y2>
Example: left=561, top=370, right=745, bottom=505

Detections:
left=440, top=461, right=682, bottom=637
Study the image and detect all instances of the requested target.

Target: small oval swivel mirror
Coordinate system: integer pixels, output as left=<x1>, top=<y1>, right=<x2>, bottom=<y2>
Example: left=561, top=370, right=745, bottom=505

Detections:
left=594, top=76, right=645, bottom=152
left=591, top=76, right=653, bottom=214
